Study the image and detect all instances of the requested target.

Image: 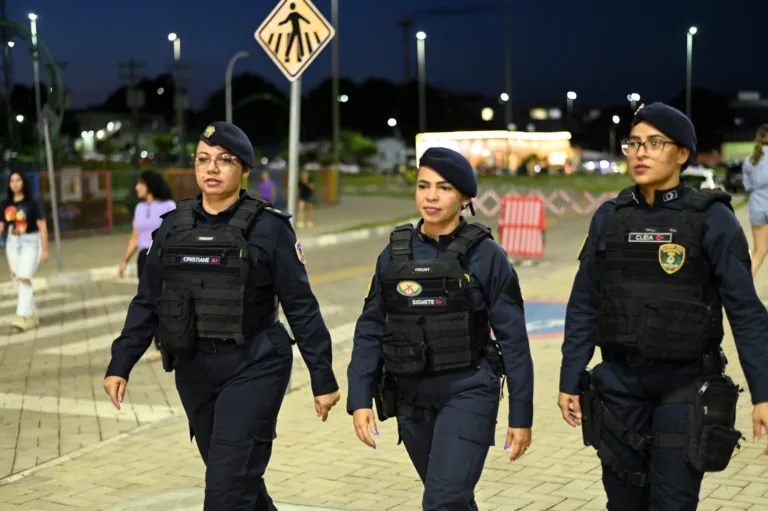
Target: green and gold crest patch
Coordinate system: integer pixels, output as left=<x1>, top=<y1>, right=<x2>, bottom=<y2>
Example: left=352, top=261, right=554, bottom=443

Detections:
left=659, top=243, right=686, bottom=275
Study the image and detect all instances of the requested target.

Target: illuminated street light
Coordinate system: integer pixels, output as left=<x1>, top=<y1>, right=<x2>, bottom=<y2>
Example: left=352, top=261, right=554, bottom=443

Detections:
left=481, top=107, right=494, bottom=122
left=686, top=27, right=697, bottom=117
left=338, top=94, right=348, bottom=103
left=416, top=31, right=426, bottom=40
left=567, top=91, right=577, bottom=100
left=7, top=41, right=14, bottom=47
left=387, top=118, right=397, bottom=127
left=689, top=26, right=697, bottom=35
left=15, top=115, right=23, bottom=123
left=500, top=93, right=509, bottom=102
left=28, top=13, right=37, bottom=21
left=612, top=115, right=620, bottom=124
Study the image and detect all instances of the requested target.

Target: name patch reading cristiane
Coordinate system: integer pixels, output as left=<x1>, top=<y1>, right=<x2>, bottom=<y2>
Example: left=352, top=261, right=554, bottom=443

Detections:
left=628, top=232, right=672, bottom=243
left=179, top=255, right=221, bottom=264
left=408, top=297, right=447, bottom=307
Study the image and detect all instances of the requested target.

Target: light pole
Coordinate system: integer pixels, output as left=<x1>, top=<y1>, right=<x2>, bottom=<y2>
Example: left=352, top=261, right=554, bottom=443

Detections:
left=610, top=115, right=620, bottom=157
left=416, top=31, right=427, bottom=133
left=628, top=93, right=641, bottom=111
left=686, top=26, right=697, bottom=118
left=225, top=51, right=249, bottom=124
left=168, top=32, right=186, bottom=164
left=566, top=91, right=577, bottom=117
left=28, top=13, right=42, bottom=161
left=331, top=0, right=341, bottom=175
left=503, top=0, right=512, bottom=130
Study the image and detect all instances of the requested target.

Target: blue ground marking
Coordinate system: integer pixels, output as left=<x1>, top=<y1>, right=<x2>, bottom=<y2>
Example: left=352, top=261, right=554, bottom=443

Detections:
left=525, top=301, right=567, bottom=336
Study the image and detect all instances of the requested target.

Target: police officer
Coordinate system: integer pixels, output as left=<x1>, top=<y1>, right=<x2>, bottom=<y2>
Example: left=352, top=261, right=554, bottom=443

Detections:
left=103, top=121, right=341, bottom=510
left=347, top=147, right=534, bottom=510
left=558, top=103, right=768, bottom=510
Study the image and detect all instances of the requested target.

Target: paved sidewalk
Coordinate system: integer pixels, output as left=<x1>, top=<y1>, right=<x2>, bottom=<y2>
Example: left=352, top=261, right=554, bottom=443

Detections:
left=0, top=204, right=766, bottom=510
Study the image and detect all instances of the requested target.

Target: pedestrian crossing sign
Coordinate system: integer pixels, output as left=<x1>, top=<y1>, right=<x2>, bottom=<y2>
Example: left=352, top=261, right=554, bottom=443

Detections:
left=255, top=0, right=335, bottom=82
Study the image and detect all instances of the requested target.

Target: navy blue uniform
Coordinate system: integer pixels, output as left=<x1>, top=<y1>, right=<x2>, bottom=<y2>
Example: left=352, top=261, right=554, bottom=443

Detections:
left=106, top=191, right=338, bottom=510
left=348, top=219, right=533, bottom=509
left=561, top=184, right=768, bottom=510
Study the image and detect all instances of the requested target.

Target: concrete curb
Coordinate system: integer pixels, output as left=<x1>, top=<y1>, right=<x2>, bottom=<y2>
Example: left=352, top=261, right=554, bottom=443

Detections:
left=0, top=218, right=421, bottom=293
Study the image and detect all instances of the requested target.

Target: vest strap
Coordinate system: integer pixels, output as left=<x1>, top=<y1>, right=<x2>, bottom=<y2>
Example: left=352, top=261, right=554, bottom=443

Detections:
left=173, top=199, right=197, bottom=232
left=444, top=223, right=492, bottom=261
left=227, top=197, right=267, bottom=233
left=389, top=223, right=414, bottom=262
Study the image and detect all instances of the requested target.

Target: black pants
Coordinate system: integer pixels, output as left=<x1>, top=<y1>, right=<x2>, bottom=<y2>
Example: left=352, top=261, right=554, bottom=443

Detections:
left=137, top=249, right=161, bottom=350
left=592, top=360, right=719, bottom=511
left=174, top=326, right=293, bottom=510
left=397, top=359, right=501, bottom=510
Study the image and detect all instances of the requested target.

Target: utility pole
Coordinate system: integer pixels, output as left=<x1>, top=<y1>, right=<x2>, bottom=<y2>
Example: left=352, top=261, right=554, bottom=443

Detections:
left=118, top=59, right=147, bottom=169
left=168, top=59, right=191, bottom=166
left=395, top=18, right=412, bottom=82
left=331, top=0, right=341, bottom=174
left=0, top=0, right=13, bottom=154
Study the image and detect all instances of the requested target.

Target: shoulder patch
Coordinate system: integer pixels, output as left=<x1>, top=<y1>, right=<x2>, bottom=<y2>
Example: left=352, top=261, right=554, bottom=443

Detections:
left=295, top=241, right=306, bottom=264
left=264, top=206, right=290, bottom=218
left=365, top=275, right=374, bottom=299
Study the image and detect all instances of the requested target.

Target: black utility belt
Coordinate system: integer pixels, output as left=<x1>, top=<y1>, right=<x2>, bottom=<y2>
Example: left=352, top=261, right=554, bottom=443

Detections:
left=195, top=337, right=242, bottom=354
left=600, top=348, right=723, bottom=368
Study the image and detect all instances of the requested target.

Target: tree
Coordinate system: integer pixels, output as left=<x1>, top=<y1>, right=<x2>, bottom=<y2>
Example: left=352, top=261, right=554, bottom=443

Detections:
left=342, top=130, right=378, bottom=162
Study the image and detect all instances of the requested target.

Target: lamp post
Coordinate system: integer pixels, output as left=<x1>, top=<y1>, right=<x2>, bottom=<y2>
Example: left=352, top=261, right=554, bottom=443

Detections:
left=29, top=13, right=42, bottom=161
left=610, top=115, right=620, bottom=157
left=225, top=51, right=249, bottom=124
left=686, top=26, right=697, bottom=118
left=168, top=32, right=186, bottom=163
left=416, top=31, right=427, bottom=133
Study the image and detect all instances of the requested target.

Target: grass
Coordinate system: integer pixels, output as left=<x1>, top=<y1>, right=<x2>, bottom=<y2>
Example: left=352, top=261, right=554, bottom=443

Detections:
left=332, top=213, right=420, bottom=234
left=341, top=172, right=634, bottom=194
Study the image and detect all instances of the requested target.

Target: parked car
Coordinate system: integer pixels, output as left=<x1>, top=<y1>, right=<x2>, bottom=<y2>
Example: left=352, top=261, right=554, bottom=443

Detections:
left=680, top=166, right=726, bottom=192
left=720, top=162, right=746, bottom=193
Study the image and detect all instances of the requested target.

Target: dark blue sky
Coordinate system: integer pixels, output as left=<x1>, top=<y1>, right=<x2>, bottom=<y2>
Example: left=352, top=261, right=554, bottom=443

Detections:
left=5, top=0, right=766, bottom=110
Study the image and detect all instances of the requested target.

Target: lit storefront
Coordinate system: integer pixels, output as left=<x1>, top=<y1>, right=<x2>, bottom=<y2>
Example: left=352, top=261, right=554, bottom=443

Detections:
left=415, top=130, right=574, bottom=175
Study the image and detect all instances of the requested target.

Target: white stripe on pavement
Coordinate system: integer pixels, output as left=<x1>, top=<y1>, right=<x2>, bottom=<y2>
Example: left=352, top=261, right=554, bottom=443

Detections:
left=0, top=392, right=183, bottom=422
left=0, top=295, right=131, bottom=326
left=0, top=311, right=128, bottom=347
left=0, top=291, right=72, bottom=309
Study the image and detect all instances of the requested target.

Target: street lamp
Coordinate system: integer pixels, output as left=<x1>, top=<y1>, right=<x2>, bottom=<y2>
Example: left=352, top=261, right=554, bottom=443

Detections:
left=686, top=26, right=697, bottom=118
left=481, top=108, right=494, bottom=122
left=15, top=115, right=23, bottom=123
left=628, top=93, right=641, bottom=110
left=168, top=32, right=180, bottom=62
left=416, top=31, right=427, bottom=133
left=7, top=41, right=13, bottom=47
left=610, top=115, right=620, bottom=157
left=566, top=91, right=577, bottom=116
left=225, top=51, right=249, bottom=123
left=500, top=93, right=509, bottom=102
left=28, top=13, right=42, bottom=159
left=387, top=118, right=397, bottom=127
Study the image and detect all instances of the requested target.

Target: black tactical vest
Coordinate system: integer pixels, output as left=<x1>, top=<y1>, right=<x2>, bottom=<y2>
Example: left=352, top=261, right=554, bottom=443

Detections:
left=596, top=186, right=732, bottom=362
left=379, top=222, right=492, bottom=376
left=159, top=197, right=278, bottom=344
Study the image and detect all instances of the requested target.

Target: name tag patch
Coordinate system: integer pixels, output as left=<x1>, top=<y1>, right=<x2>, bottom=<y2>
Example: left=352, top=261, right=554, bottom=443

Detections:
left=628, top=232, right=672, bottom=243
left=408, top=297, right=447, bottom=307
left=179, top=255, right=221, bottom=264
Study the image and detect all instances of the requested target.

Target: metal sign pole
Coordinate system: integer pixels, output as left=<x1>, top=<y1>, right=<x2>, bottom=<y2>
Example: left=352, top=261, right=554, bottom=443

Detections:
left=42, top=118, right=62, bottom=270
left=286, top=76, right=302, bottom=227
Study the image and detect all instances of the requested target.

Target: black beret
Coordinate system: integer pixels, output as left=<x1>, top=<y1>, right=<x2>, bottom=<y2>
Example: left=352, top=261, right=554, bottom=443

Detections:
left=199, top=121, right=255, bottom=169
left=632, top=102, right=697, bottom=161
left=419, top=147, right=478, bottom=198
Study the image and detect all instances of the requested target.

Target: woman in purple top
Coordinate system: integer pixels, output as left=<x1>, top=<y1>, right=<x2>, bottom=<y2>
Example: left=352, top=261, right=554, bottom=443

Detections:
left=118, top=170, right=175, bottom=361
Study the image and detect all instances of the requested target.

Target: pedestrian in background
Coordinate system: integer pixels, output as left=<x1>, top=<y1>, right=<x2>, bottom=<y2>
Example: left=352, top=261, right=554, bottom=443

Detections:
left=0, top=171, right=48, bottom=331
left=297, top=170, right=314, bottom=227
left=742, top=124, right=768, bottom=277
left=347, top=147, right=533, bottom=510
left=117, top=170, right=175, bottom=361
left=258, top=170, right=276, bottom=203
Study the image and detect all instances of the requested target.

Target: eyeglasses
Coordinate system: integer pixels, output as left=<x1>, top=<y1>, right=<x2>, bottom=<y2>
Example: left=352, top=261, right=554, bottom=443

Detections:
left=621, top=139, right=678, bottom=157
left=194, top=153, right=240, bottom=171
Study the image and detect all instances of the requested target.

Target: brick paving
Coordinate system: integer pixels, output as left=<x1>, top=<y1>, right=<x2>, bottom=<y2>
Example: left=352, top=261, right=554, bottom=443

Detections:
left=0, top=209, right=765, bottom=510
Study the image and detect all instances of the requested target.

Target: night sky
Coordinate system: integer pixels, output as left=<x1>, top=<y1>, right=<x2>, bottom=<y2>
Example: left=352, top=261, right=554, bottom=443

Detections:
left=5, top=0, right=766, bottom=110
